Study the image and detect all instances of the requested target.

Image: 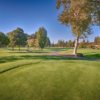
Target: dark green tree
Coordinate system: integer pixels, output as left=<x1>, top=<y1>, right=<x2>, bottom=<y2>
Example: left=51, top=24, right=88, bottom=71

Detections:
left=46, top=37, right=51, bottom=47
left=8, top=28, right=27, bottom=51
left=0, top=32, right=9, bottom=47
left=36, top=27, right=47, bottom=49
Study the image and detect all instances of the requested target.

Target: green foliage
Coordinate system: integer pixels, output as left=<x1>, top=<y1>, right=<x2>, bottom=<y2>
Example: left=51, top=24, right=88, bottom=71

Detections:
left=7, top=28, right=27, bottom=50
left=79, top=40, right=87, bottom=48
left=0, top=32, right=9, bottom=47
left=46, top=37, right=51, bottom=47
left=56, top=0, right=100, bottom=37
left=56, top=40, right=67, bottom=47
left=0, top=27, right=51, bottom=50
left=36, top=27, right=48, bottom=49
left=66, top=40, right=74, bottom=48
left=57, top=0, right=92, bottom=37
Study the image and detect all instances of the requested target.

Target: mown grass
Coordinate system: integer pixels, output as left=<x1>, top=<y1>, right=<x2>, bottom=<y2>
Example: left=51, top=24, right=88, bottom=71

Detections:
left=0, top=48, right=100, bottom=100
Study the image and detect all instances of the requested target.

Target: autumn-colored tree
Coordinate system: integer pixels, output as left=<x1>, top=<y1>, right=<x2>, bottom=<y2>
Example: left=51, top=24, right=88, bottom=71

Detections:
left=94, top=36, right=100, bottom=49
left=94, top=36, right=100, bottom=45
left=56, top=0, right=99, bottom=55
left=27, top=34, right=39, bottom=49
left=27, top=34, right=36, bottom=47
left=79, top=40, right=87, bottom=48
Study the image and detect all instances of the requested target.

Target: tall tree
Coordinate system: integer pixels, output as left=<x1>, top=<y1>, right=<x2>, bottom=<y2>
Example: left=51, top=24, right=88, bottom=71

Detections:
left=56, top=0, right=97, bottom=55
left=36, top=27, right=47, bottom=49
left=8, top=28, right=27, bottom=50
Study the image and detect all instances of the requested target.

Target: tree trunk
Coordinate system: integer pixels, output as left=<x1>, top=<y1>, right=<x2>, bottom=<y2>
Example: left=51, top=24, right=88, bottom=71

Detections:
left=73, top=36, right=79, bottom=55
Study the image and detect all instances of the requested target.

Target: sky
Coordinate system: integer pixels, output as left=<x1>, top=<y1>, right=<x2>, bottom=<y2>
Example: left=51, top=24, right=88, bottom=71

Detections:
left=0, top=0, right=100, bottom=43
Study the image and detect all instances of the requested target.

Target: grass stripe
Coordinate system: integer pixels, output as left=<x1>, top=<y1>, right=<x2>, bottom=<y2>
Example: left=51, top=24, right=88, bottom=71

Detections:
left=0, top=61, right=41, bottom=74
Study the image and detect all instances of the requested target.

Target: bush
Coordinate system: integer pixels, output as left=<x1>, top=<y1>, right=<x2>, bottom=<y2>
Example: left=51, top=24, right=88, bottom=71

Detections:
left=76, top=53, right=84, bottom=57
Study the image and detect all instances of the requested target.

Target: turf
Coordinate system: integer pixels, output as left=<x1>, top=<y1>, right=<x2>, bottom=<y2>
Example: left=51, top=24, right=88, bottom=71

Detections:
left=0, top=48, right=100, bottom=100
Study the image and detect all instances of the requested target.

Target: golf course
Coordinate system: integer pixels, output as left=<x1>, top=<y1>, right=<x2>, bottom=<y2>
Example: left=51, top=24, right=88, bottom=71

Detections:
left=0, top=48, right=100, bottom=100
left=1, top=0, right=100, bottom=100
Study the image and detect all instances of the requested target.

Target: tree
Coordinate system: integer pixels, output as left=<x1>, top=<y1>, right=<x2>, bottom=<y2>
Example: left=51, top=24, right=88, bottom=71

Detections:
left=8, top=28, right=27, bottom=51
left=66, top=40, right=74, bottom=48
left=56, top=0, right=96, bottom=55
left=51, top=42, right=55, bottom=47
left=79, top=39, right=87, bottom=48
left=27, top=34, right=36, bottom=47
left=36, top=27, right=47, bottom=49
left=94, top=36, right=100, bottom=49
left=46, top=37, right=51, bottom=47
left=57, top=40, right=66, bottom=47
left=94, top=36, right=100, bottom=45
left=4, top=35, right=9, bottom=47
left=0, top=32, right=9, bottom=47
left=27, top=33, right=39, bottom=49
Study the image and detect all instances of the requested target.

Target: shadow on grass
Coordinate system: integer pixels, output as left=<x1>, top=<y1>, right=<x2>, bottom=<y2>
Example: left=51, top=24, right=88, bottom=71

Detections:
left=8, top=51, right=50, bottom=53
left=0, top=56, right=19, bottom=63
left=85, top=54, right=100, bottom=59
left=21, top=54, right=100, bottom=61
left=7, top=49, right=52, bottom=53
left=7, top=47, right=69, bottom=53
left=0, top=54, right=100, bottom=64
left=21, top=55, right=74, bottom=60
left=0, top=61, right=41, bottom=74
left=46, top=48, right=66, bottom=51
left=0, top=54, right=99, bottom=74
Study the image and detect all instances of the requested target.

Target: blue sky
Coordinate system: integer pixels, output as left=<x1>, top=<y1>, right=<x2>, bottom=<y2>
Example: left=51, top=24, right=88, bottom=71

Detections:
left=0, top=0, right=100, bottom=43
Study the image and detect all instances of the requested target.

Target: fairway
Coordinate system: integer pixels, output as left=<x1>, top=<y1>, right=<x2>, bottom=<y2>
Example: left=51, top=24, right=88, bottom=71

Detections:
left=0, top=48, right=100, bottom=100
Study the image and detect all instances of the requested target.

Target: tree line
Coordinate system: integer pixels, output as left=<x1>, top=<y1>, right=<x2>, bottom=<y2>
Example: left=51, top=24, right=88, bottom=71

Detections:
left=0, top=27, right=100, bottom=50
left=0, top=27, right=51, bottom=50
left=51, top=37, right=100, bottom=49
